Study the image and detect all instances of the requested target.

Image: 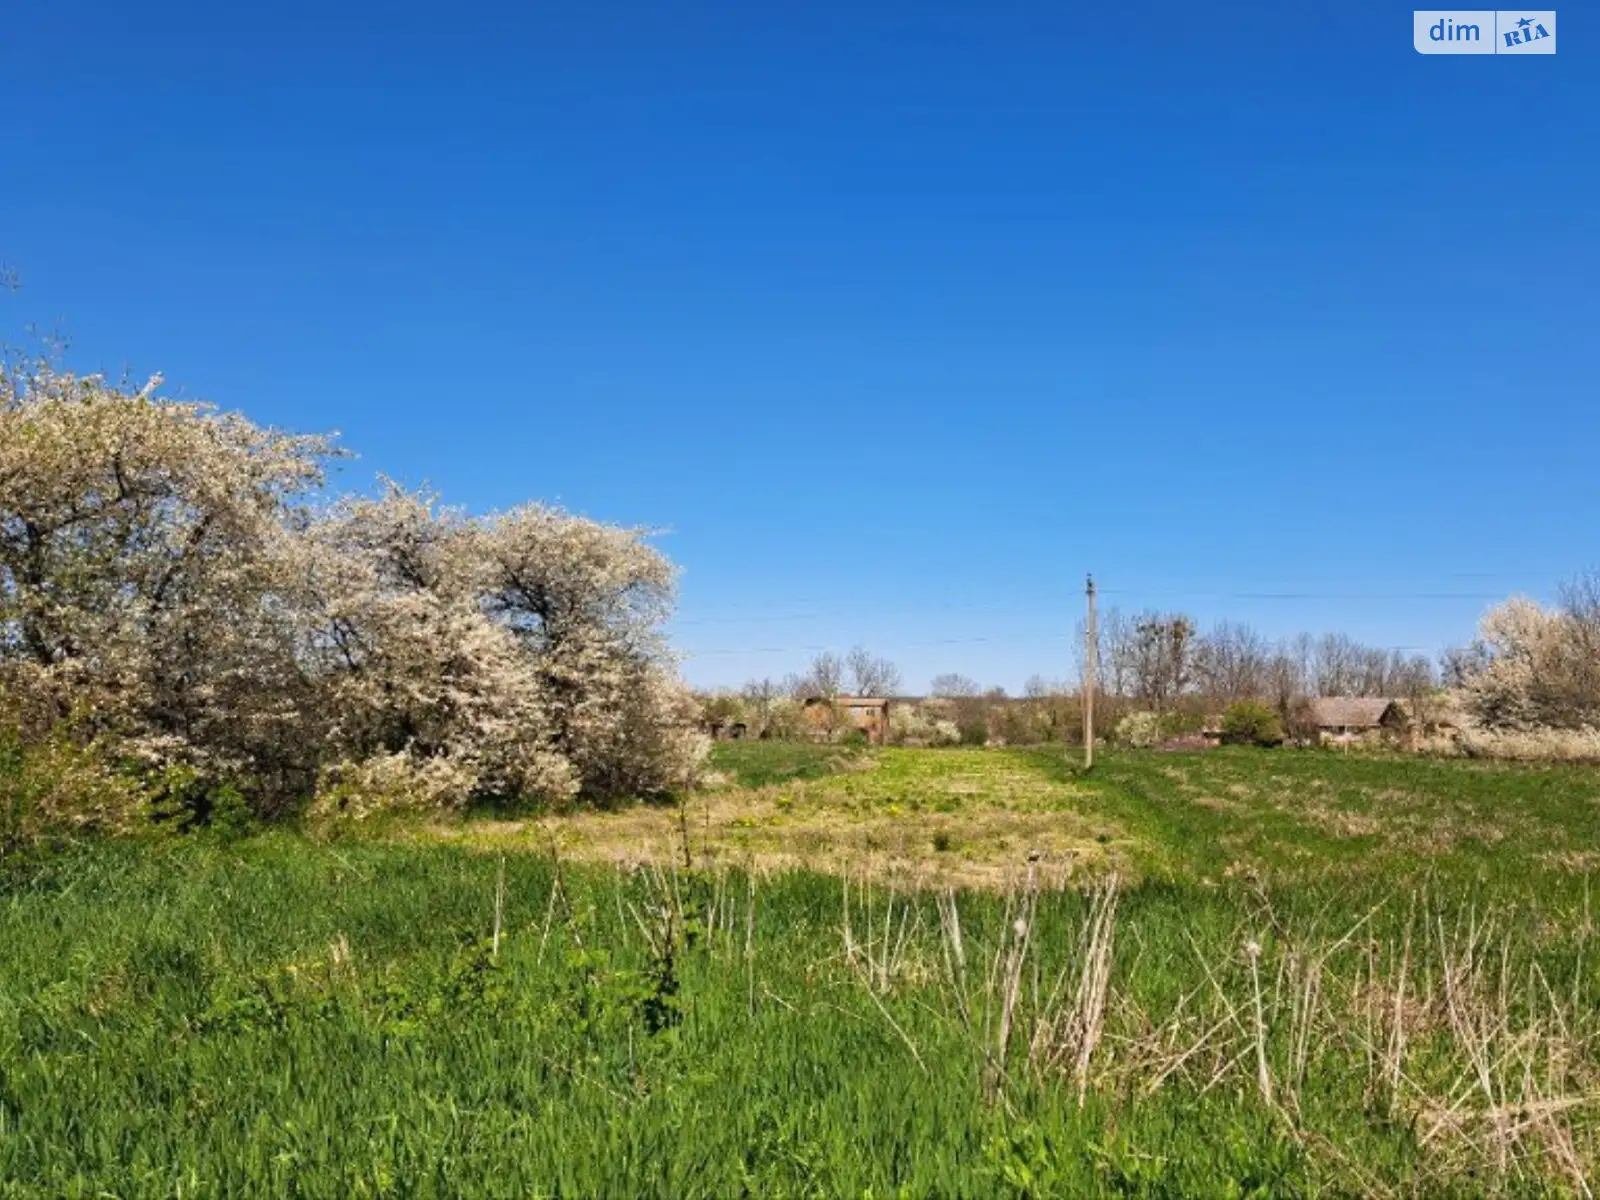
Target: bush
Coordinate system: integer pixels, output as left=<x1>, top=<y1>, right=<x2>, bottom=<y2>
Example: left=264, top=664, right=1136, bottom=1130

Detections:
left=888, top=704, right=961, bottom=747
left=1115, top=712, right=1163, bottom=749
left=1220, top=701, right=1285, bottom=747
left=1450, top=590, right=1600, bottom=732
left=309, top=753, right=480, bottom=824
left=1425, top=723, right=1600, bottom=764
left=1157, top=733, right=1214, bottom=753
left=0, top=723, right=148, bottom=850
left=958, top=720, right=989, bottom=746
left=147, top=766, right=257, bottom=836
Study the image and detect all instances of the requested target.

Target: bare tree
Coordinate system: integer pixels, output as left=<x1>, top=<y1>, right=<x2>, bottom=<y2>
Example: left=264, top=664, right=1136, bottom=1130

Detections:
left=741, top=676, right=781, bottom=732
left=1023, top=674, right=1070, bottom=698
left=929, top=672, right=981, bottom=698
left=1302, top=633, right=1429, bottom=698
left=1193, top=621, right=1270, bottom=702
left=846, top=645, right=900, bottom=697
left=1313, top=633, right=1361, bottom=697
left=787, top=651, right=843, bottom=699
left=1129, top=613, right=1195, bottom=712
left=1264, top=646, right=1304, bottom=717
left=1099, top=607, right=1136, bottom=698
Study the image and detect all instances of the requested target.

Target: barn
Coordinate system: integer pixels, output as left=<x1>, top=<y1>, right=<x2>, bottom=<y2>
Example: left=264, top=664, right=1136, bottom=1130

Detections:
left=1305, top=697, right=1406, bottom=745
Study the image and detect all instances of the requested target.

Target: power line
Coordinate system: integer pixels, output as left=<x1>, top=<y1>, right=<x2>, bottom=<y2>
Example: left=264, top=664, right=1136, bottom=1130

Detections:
left=680, top=633, right=1436, bottom=660
left=670, top=589, right=1508, bottom=628
left=1099, top=589, right=1506, bottom=601
left=682, top=634, right=1057, bottom=659
left=673, top=581, right=1505, bottom=666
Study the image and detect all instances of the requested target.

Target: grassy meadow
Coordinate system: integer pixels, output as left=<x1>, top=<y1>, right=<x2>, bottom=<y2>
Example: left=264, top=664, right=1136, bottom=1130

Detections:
left=4, top=746, right=1600, bottom=1195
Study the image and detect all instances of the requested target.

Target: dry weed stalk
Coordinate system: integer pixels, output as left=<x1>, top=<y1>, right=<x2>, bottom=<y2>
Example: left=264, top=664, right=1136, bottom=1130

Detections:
left=842, top=873, right=930, bottom=993
left=834, top=865, right=1598, bottom=1190
left=491, top=854, right=505, bottom=960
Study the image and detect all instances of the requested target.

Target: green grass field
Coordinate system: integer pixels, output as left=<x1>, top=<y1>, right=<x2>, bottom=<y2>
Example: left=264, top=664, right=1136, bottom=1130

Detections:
left=4, top=747, right=1600, bottom=1195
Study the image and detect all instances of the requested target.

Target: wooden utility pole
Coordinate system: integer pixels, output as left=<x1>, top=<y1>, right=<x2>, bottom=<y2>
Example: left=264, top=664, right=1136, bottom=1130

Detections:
left=1084, top=574, right=1097, bottom=770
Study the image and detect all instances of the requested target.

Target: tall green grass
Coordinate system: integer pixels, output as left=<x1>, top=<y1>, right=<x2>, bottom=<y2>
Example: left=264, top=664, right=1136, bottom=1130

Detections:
left=707, top=740, right=864, bottom=789
left=2, top=826, right=1598, bottom=1195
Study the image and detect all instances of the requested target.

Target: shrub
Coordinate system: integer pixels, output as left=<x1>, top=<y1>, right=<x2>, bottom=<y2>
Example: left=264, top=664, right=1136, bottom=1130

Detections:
left=888, top=704, right=961, bottom=747
left=0, top=723, right=148, bottom=849
left=1426, top=723, right=1600, bottom=764
left=309, top=753, right=480, bottom=823
left=1157, top=733, right=1213, bottom=753
left=1115, top=711, right=1163, bottom=749
left=147, top=764, right=257, bottom=835
left=958, top=720, right=989, bottom=747
left=988, top=704, right=1036, bottom=746
left=1220, top=701, right=1284, bottom=747
left=759, top=697, right=806, bottom=740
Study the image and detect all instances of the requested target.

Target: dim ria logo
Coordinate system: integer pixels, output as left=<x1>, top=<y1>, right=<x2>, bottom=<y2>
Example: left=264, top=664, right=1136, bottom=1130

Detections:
left=1414, top=11, right=1555, bottom=53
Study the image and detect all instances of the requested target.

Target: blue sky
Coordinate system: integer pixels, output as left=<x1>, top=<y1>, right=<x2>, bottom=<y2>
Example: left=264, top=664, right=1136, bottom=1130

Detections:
left=3, top=1, right=1594, bottom=691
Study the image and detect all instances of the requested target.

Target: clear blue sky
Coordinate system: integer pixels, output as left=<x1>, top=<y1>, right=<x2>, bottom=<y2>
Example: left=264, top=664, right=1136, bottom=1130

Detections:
left=3, top=1, right=1594, bottom=691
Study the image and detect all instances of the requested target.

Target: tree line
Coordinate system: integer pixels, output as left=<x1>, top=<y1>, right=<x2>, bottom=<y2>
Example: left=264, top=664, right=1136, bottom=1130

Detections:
left=1085, top=611, right=1437, bottom=713
left=715, top=584, right=1600, bottom=756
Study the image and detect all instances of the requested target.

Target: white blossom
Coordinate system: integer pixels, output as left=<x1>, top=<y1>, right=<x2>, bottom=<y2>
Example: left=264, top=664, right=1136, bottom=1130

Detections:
left=1, top=362, right=705, bottom=818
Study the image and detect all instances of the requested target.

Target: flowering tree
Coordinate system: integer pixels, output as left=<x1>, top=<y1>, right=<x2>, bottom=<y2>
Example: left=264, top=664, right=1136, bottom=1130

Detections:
left=305, top=486, right=576, bottom=813
left=0, top=363, right=336, bottom=804
left=1, top=359, right=704, bottom=820
left=476, top=502, right=703, bottom=800
left=1450, top=592, right=1600, bottom=732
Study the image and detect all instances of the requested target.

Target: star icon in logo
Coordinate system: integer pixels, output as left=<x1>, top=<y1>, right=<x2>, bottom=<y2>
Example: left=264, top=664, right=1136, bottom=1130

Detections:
left=1517, top=15, right=1534, bottom=27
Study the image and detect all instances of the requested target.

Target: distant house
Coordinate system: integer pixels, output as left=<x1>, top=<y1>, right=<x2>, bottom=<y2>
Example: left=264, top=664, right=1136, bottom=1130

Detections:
left=801, top=696, right=891, bottom=745
left=1306, top=697, right=1406, bottom=745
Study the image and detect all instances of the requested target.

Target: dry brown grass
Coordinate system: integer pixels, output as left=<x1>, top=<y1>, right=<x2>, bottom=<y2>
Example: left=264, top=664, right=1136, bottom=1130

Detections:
left=1190, top=795, right=1244, bottom=814
left=1299, top=805, right=1384, bottom=839
left=424, top=748, right=1126, bottom=889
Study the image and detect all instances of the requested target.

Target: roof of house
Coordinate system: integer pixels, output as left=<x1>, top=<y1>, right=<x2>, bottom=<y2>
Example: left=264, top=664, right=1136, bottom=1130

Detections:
left=802, top=695, right=890, bottom=708
left=1306, top=697, right=1398, bottom=728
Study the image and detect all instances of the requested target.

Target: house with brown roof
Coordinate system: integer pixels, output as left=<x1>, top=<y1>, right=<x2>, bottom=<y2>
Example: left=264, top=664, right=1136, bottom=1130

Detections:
left=1305, top=697, right=1406, bottom=745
